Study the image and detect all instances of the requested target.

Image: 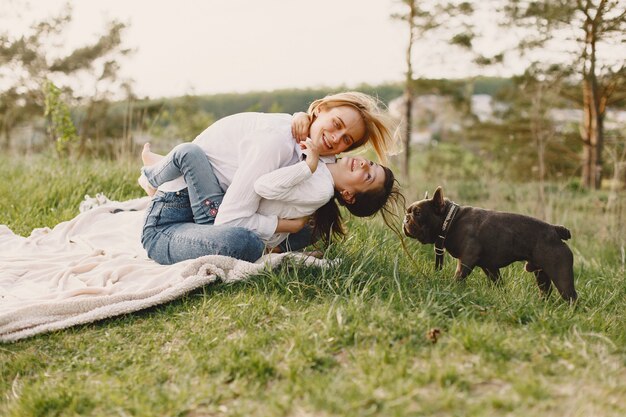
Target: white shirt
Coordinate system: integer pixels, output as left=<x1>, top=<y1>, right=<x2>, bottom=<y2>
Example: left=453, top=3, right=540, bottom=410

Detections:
left=255, top=161, right=334, bottom=247
left=157, top=112, right=335, bottom=242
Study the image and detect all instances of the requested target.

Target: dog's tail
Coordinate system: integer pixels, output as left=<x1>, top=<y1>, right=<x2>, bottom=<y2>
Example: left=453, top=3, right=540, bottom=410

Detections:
left=554, top=225, right=571, bottom=240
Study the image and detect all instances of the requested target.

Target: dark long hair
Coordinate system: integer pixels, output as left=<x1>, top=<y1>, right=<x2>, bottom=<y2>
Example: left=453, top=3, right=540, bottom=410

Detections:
left=311, top=165, right=403, bottom=245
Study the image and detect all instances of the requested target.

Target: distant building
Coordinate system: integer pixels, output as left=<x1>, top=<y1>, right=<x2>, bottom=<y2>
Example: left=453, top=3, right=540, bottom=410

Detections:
left=389, top=94, right=499, bottom=144
left=471, top=94, right=499, bottom=123
left=389, top=93, right=625, bottom=143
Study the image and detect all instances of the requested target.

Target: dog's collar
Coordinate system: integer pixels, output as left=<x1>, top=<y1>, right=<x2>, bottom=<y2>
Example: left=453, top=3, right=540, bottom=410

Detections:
left=435, top=201, right=460, bottom=270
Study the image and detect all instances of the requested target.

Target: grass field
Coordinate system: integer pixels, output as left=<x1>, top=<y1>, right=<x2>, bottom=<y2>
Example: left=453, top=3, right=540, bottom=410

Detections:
left=1, top=154, right=625, bottom=417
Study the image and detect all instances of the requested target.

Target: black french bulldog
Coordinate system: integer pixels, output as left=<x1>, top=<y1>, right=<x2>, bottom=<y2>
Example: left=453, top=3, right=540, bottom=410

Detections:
left=403, top=186, right=577, bottom=302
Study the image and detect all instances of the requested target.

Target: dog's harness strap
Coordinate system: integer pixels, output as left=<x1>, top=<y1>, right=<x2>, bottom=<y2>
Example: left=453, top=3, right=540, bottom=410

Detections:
left=435, top=202, right=459, bottom=270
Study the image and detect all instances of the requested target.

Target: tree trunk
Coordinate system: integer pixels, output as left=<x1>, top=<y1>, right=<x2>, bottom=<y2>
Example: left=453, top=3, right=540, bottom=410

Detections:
left=403, top=1, right=416, bottom=181
left=79, top=101, right=95, bottom=157
left=581, top=76, right=604, bottom=189
left=403, top=89, right=412, bottom=180
left=1, top=111, right=14, bottom=151
left=530, top=88, right=547, bottom=220
left=126, top=98, right=134, bottom=156
left=1, top=126, right=10, bottom=151
left=580, top=10, right=605, bottom=189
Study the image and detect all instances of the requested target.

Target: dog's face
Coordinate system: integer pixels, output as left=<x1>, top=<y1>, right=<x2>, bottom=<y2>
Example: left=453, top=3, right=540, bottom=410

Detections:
left=403, top=186, right=447, bottom=244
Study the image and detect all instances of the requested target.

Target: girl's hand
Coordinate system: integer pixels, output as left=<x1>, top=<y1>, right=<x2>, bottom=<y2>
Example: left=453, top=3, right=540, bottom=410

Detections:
left=291, top=112, right=311, bottom=143
left=300, top=138, right=320, bottom=173
left=300, top=137, right=320, bottom=159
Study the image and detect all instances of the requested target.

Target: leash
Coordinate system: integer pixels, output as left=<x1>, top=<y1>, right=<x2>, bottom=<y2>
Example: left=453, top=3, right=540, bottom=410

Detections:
left=434, top=202, right=459, bottom=270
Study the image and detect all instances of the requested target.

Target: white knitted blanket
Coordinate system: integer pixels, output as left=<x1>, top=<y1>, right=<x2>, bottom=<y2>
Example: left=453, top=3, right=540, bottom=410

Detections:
left=0, top=197, right=329, bottom=342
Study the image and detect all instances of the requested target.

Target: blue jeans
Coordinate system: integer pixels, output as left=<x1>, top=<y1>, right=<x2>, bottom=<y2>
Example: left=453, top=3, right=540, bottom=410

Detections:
left=142, top=189, right=265, bottom=264
left=142, top=143, right=224, bottom=225
left=278, top=224, right=314, bottom=252
left=140, top=143, right=264, bottom=264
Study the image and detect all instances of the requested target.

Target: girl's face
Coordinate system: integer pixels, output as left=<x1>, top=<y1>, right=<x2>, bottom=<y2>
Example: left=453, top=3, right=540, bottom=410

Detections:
left=309, top=105, right=366, bottom=156
left=333, top=156, right=385, bottom=204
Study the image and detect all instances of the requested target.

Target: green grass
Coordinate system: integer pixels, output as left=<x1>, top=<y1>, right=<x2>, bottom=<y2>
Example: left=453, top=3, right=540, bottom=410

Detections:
left=1, top=154, right=625, bottom=417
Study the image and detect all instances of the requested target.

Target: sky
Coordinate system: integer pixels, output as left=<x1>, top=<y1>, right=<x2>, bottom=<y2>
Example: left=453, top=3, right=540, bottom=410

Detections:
left=3, top=0, right=525, bottom=98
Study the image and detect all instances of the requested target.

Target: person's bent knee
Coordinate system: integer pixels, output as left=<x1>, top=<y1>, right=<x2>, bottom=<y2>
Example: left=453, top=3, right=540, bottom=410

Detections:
left=172, top=142, right=207, bottom=168
left=173, top=142, right=204, bottom=159
left=221, top=227, right=265, bottom=262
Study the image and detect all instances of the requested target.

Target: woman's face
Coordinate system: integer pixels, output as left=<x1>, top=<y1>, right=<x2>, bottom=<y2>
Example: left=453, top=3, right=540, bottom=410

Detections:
left=309, top=105, right=366, bottom=156
left=334, top=156, right=385, bottom=204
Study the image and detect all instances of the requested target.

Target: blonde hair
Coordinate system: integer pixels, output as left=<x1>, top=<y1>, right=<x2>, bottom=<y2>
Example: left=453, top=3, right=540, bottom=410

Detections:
left=307, top=91, right=397, bottom=164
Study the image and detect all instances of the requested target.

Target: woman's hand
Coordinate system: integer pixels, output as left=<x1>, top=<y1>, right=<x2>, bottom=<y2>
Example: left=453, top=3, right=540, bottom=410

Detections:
left=291, top=112, right=311, bottom=143
left=300, top=138, right=320, bottom=173
left=276, top=216, right=310, bottom=233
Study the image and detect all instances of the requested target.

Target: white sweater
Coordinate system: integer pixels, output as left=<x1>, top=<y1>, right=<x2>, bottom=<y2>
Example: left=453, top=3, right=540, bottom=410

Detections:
left=255, top=161, right=334, bottom=247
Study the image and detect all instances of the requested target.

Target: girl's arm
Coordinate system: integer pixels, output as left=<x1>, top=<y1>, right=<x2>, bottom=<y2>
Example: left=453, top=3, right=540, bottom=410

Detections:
left=253, top=161, right=317, bottom=201
left=254, top=137, right=327, bottom=203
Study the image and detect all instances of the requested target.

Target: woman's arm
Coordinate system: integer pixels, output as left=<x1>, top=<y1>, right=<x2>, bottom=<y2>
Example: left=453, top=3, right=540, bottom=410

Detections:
left=275, top=217, right=310, bottom=233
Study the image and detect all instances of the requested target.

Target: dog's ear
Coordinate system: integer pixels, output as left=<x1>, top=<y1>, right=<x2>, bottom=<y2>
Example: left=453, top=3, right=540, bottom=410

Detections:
left=433, top=186, right=445, bottom=213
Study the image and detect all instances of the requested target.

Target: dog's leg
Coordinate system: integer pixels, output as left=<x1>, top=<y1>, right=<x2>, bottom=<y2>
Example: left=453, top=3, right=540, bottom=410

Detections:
left=533, top=270, right=553, bottom=298
left=481, top=267, right=501, bottom=285
left=454, top=259, right=475, bottom=281
left=453, top=244, right=480, bottom=281
left=526, top=262, right=552, bottom=298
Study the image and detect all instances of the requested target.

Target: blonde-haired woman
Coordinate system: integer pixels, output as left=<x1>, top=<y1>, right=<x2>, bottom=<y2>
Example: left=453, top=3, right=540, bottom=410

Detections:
left=294, top=91, right=396, bottom=164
